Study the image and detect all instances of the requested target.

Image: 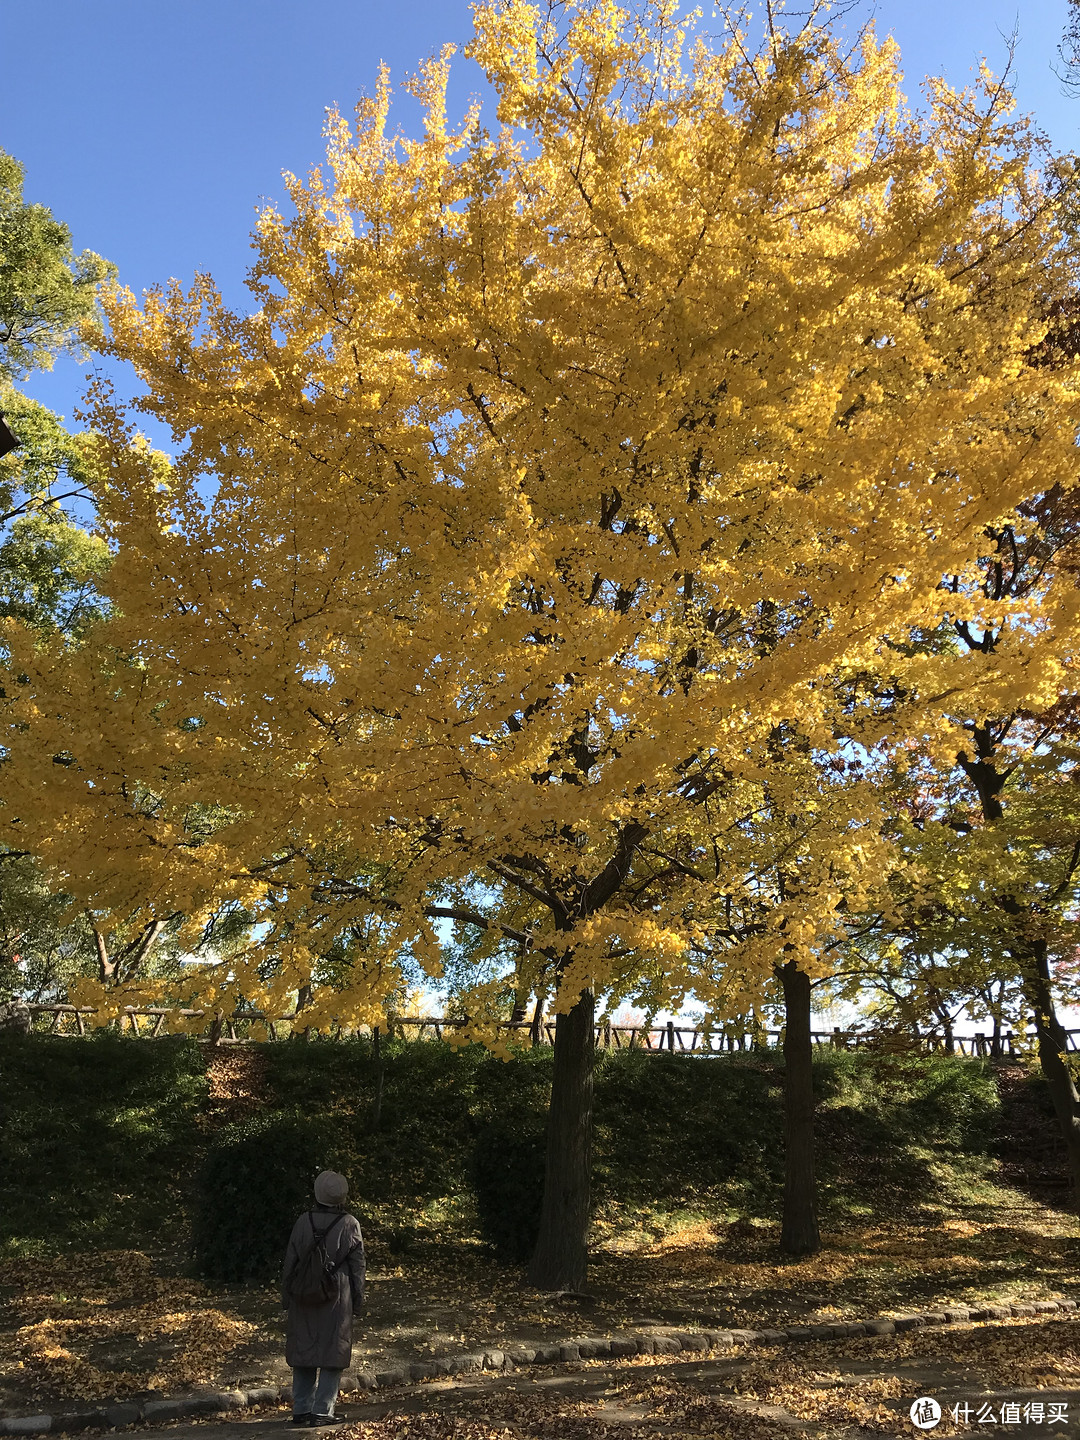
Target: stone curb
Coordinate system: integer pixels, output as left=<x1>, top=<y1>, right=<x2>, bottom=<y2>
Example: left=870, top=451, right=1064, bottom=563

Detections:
left=3, top=1296, right=1076, bottom=1434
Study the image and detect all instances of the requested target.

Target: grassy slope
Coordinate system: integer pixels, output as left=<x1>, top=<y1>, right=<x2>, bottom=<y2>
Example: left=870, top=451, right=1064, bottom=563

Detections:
left=0, top=1033, right=1040, bottom=1263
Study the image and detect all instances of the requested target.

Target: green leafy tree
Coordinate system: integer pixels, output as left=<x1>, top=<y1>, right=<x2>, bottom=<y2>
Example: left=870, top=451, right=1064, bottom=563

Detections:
left=0, top=152, right=196, bottom=1006
left=0, top=150, right=114, bottom=385
left=0, top=147, right=116, bottom=641
left=0, top=394, right=110, bottom=639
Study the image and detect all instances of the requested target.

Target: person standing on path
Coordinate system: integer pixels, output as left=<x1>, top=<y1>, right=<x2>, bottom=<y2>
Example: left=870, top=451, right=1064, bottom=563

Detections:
left=281, top=1170, right=366, bottom=1427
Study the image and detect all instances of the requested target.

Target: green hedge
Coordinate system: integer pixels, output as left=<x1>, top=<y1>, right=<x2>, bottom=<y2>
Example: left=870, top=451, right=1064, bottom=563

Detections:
left=0, top=1032, right=206, bottom=1253
left=191, top=1114, right=347, bottom=1283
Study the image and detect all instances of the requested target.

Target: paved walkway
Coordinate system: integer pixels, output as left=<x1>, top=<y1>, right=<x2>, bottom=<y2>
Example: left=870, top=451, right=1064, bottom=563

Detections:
left=146, top=1349, right=1080, bottom=1440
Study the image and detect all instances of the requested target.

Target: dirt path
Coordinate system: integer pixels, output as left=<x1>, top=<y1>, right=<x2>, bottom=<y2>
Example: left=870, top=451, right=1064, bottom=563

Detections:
left=202, top=1047, right=270, bottom=1128
left=141, top=1341, right=1080, bottom=1440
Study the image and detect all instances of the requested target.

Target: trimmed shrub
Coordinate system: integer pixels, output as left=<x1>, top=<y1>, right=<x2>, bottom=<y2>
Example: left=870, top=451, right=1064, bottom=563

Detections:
left=593, top=1050, right=786, bottom=1216
left=0, top=1032, right=206, bottom=1251
left=191, top=1114, right=353, bottom=1283
left=472, top=1118, right=546, bottom=1262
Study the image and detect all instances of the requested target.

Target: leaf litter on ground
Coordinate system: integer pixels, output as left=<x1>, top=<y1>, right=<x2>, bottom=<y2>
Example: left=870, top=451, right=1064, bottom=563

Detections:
left=3, top=1185, right=1080, bottom=1423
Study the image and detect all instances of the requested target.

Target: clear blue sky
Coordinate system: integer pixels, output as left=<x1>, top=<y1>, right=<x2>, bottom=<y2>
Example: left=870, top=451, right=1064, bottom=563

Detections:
left=2, top=0, right=1076, bottom=432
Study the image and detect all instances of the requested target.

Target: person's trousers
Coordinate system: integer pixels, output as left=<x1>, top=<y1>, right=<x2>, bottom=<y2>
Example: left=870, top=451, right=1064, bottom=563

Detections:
left=292, top=1366, right=343, bottom=1418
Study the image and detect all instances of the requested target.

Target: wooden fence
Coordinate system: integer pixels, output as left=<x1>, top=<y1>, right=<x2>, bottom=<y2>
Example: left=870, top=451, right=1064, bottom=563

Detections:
left=20, top=1003, right=1058, bottom=1057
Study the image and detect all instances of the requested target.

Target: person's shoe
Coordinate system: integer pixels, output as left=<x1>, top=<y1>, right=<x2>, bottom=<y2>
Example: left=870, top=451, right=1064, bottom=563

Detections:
left=288, top=1416, right=311, bottom=1426
left=308, top=1417, right=341, bottom=1428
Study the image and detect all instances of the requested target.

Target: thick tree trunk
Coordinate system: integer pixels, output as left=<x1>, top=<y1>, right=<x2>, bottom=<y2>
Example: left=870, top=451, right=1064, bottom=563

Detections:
left=779, top=960, right=820, bottom=1256
left=1018, top=941, right=1080, bottom=1205
left=527, top=987, right=595, bottom=1292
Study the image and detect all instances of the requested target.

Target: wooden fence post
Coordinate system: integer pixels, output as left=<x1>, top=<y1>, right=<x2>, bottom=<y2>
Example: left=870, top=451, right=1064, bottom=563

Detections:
left=29, top=1003, right=1066, bottom=1057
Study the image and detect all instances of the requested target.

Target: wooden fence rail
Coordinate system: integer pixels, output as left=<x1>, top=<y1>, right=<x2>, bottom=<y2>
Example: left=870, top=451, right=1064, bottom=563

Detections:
left=19, top=1003, right=1061, bottom=1057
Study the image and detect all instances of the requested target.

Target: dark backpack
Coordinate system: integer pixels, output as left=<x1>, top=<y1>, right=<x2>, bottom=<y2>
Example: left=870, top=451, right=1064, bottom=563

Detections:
left=288, top=1212, right=350, bottom=1306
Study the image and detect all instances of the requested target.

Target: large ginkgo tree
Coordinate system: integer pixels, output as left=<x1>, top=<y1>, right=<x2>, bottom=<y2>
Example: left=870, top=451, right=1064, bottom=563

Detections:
left=5, top=1, right=1080, bottom=1288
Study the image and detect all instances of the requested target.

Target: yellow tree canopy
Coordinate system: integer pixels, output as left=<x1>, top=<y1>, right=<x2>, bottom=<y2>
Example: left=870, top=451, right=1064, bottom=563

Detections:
left=5, top=0, right=1080, bottom=1029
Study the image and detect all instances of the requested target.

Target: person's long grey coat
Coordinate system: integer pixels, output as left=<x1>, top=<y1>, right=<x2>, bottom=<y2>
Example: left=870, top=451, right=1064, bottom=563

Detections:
left=281, top=1207, right=366, bottom=1369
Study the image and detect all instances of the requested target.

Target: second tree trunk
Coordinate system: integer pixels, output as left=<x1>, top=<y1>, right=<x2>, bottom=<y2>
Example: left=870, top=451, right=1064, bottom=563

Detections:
left=779, top=959, right=820, bottom=1256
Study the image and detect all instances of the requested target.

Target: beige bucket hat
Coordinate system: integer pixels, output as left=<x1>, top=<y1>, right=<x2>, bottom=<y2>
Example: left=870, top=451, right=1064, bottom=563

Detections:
left=313, top=1170, right=349, bottom=1206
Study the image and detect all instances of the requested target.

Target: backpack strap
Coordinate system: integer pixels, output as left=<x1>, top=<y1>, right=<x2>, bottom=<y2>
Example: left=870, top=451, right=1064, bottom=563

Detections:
left=308, top=1210, right=348, bottom=1245
left=309, top=1210, right=346, bottom=1236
